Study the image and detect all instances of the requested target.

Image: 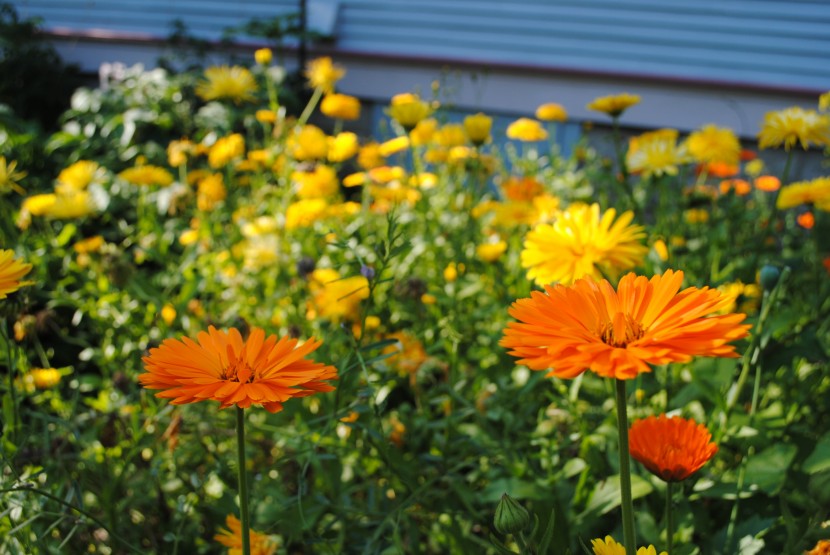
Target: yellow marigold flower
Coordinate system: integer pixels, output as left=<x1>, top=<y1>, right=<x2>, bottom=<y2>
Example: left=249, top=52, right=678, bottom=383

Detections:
left=591, top=536, right=625, bottom=555
left=197, top=173, right=226, bottom=211
left=160, top=303, right=177, bottom=325
left=627, top=128, right=689, bottom=178
left=255, top=109, right=278, bottom=124
left=521, top=203, right=646, bottom=285
left=118, top=165, right=174, bottom=187
left=305, top=56, right=345, bottom=93
left=463, top=112, right=492, bottom=146
left=358, top=142, right=385, bottom=169
left=325, top=132, right=359, bottom=163
left=820, top=92, right=830, bottom=112
left=0, top=250, right=32, bottom=299
left=718, top=281, right=761, bottom=314
left=56, top=160, right=102, bottom=193
left=0, top=156, right=26, bottom=194
left=307, top=268, right=369, bottom=322
left=73, top=235, right=105, bottom=254
left=368, top=165, right=406, bottom=184
left=421, top=293, right=437, bottom=304
left=586, top=92, right=641, bottom=118
left=378, top=136, right=410, bottom=158
left=293, top=164, right=339, bottom=199
left=388, top=93, right=433, bottom=130
left=325, top=201, right=360, bottom=219
left=506, top=118, right=548, bottom=142
left=652, top=238, right=669, bottom=261
left=434, top=123, right=466, bottom=148
left=758, top=106, right=830, bottom=150
left=685, top=124, right=741, bottom=166
left=214, top=514, right=277, bottom=555
left=21, top=368, right=63, bottom=391
left=254, top=47, right=273, bottom=66
left=179, top=229, right=200, bottom=246
left=591, top=537, right=667, bottom=555
left=208, top=134, right=245, bottom=168
left=321, top=93, right=361, bottom=120
left=476, top=239, right=508, bottom=262
left=17, top=193, right=56, bottom=228
left=47, top=190, right=97, bottom=220
left=535, top=102, right=568, bottom=122
left=409, top=118, right=438, bottom=146
left=285, top=198, right=329, bottom=230
left=292, top=125, right=329, bottom=161
left=167, top=139, right=195, bottom=168
left=684, top=208, right=710, bottom=223
left=776, top=177, right=830, bottom=211
left=444, top=262, right=459, bottom=282
left=196, top=65, right=257, bottom=103
left=343, top=172, right=366, bottom=188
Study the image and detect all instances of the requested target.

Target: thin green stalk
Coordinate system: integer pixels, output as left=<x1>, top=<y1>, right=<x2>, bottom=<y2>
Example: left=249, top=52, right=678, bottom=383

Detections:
left=615, top=379, right=636, bottom=555
left=665, top=481, right=674, bottom=554
left=1, top=322, right=18, bottom=443
left=297, top=87, right=323, bottom=127
left=781, top=149, right=794, bottom=185
left=236, top=406, right=251, bottom=555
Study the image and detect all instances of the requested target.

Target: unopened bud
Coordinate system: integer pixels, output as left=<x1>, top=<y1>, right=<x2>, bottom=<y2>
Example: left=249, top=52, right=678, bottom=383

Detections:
left=494, top=493, right=531, bottom=535
left=759, top=264, right=780, bottom=291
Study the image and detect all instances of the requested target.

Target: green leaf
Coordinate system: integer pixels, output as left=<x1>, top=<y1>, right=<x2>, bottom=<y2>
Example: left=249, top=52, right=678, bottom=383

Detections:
left=803, top=432, right=830, bottom=475
left=745, top=443, right=797, bottom=495
left=579, top=473, right=653, bottom=518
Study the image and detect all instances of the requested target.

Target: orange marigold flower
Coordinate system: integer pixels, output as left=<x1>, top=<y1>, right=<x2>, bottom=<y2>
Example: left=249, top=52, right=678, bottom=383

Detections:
left=0, top=249, right=33, bottom=299
left=805, top=539, right=830, bottom=555
left=628, top=414, right=718, bottom=482
left=754, top=175, right=781, bottom=192
left=140, top=326, right=338, bottom=413
left=797, top=211, right=816, bottom=229
left=501, top=269, right=751, bottom=380
left=214, top=514, right=277, bottom=555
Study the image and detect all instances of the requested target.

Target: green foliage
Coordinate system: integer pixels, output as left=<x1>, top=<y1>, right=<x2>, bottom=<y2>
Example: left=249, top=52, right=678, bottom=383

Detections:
left=0, top=52, right=829, bottom=555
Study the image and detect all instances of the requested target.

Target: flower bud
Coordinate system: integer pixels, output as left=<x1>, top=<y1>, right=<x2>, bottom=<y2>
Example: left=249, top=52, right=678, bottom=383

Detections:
left=759, top=264, right=780, bottom=291
left=493, top=493, right=531, bottom=535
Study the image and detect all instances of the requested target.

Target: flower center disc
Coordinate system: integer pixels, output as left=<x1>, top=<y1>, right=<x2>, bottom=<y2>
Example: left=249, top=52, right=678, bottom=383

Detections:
left=599, top=312, right=645, bottom=348
left=225, top=358, right=254, bottom=383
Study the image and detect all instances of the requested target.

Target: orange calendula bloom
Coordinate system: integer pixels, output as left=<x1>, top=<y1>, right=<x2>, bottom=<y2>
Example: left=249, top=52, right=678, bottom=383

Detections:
left=754, top=175, right=781, bottom=192
left=215, top=514, right=277, bottom=555
left=501, top=270, right=751, bottom=380
left=0, top=250, right=33, bottom=299
left=628, top=414, right=718, bottom=482
left=805, top=539, right=830, bottom=555
left=140, top=326, right=337, bottom=413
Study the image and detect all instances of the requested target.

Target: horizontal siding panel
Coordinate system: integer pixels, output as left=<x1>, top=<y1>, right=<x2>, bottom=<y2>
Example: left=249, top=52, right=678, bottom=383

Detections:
left=8, top=0, right=830, bottom=90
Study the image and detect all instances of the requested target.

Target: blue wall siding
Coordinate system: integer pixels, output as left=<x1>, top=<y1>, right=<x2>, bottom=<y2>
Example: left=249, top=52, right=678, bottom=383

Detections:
left=9, top=0, right=830, bottom=91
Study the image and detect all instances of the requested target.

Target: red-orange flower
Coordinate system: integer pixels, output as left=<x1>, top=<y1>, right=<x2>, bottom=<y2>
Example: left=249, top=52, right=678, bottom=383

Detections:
left=501, top=269, right=751, bottom=380
left=628, top=414, right=718, bottom=482
left=140, top=326, right=337, bottom=413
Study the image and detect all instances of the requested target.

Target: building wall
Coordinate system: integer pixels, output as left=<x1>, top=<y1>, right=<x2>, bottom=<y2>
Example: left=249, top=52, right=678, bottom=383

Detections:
left=9, top=0, right=830, bottom=138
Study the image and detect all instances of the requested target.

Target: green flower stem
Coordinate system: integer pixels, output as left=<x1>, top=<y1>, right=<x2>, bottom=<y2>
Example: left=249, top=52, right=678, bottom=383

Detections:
left=297, top=86, right=324, bottom=128
left=236, top=406, right=251, bottom=555
left=615, top=379, right=637, bottom=555
left=665, top=481, right=674, bottom=555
